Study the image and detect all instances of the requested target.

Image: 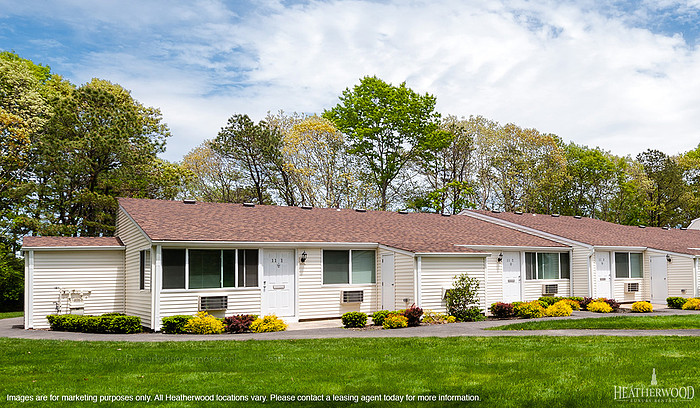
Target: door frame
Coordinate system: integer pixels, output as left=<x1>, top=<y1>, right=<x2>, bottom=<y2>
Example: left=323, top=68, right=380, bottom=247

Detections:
left=261, top=248, right=297, bottom=318
left=595, top=251, right=612, bottom=298
left=502, top=251, right=522, bottom=303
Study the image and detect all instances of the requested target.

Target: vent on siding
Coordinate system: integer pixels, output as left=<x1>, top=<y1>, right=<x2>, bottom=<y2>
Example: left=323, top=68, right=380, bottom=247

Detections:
left=625, top=283, right=640, bottom=292
left=341, top=290, right=364, bottom=303
left=199, top=296, right=228, bottom=311
left=542, top=284, right=559, bottom=295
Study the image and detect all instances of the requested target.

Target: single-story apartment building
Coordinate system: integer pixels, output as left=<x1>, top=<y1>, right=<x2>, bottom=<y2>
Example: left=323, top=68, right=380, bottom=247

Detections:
left=23, top=198, right=572, bottom=330
left=461, top=210, right=700, bottom=304
left=22, top=198, right=700, bottom=331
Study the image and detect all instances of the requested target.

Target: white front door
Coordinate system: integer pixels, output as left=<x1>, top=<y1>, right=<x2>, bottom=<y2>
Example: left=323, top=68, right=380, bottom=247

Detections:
left=650, top=256, right=668, bottom=303
left=381, top=254, right=395, bottom=310
left=263, top=249, right=295, bottom=317
left=595, top=252, right=612, bottom=298
left=502, top=252, right=521, bottom=302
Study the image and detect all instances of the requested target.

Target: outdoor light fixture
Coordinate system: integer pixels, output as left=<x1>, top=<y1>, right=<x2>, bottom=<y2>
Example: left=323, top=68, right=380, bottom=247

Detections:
left=497, top=252, right=503, bottom=262
left=666, top=254, right=672, bottom=263
left=300, top=251, right=307, bottom=264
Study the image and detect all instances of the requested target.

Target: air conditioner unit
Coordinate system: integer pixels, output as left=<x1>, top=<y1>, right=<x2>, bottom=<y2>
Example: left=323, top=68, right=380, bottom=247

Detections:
left=199, top=296, right=228, bottom=311
left=625, top=283, right=640, bottom=293
left=341, top=290, right=364, bottom=303
left=542, top=284, right=559, bottom=295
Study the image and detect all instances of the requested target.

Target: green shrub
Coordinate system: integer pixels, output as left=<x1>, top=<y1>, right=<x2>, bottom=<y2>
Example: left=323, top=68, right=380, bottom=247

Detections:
left=382, top=313, right=408, bottom=329
left=184, top=311, right=225, bottom=334
left=341, top=312, right=367, bottom=328
left=631, top=301, right=653, bottom=313
left=545, top=301, right=573, bottom=317
left=46, top=313, right=141, bottom=333
left=514, top=301, right=545, bottom=319
left=161, top=315, right=195, bottom=334
left=250, top=315, right=287, bottom=333
left=667, top=297, right=687, bottom=309
left=681, top=298, right=700, bottom=310
left=587, top=301, right=613, bottom=313
left=421, top=310, right=456, bottom=324
left=445, top=273, right=483, bottom=321
left=538, top=297, right=560, bottom=307
left=370, top=310, right=391, bottom=326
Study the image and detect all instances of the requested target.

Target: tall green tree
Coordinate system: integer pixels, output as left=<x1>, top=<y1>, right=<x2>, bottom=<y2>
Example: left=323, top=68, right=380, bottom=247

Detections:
left=18, top=78, right=174, bottom=237
left=324, top=76, right=448, bottom=210
left=637, top=149, right=686, bottom=227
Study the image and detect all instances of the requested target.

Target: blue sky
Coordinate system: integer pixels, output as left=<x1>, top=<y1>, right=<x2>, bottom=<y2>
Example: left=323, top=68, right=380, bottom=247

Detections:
left=1, top=0, right=699, bottom=161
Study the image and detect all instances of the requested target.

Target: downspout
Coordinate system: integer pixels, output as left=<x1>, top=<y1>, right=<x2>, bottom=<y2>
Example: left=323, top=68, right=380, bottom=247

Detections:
left=415, top=256, right=422, bottom=308
left=587, top=249, right=594, bottom=298
left=152, top=245, right=162, bottom=332
left=25, top=250, right=34, bottom=329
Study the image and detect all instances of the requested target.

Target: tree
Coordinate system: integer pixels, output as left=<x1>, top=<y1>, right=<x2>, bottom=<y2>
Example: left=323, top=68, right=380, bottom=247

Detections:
left=0, top=244, right=23, bottom=311
left=19, top=78, right=172, bottom=237
left=181, top=141, right=261, bottom=203
left=324, top=76, right=448, bottom=210
left=281, top=115, right=373, bottom=208
left=637, top=149, right=685, bottom=227
left=212, top=114, right=278, bottom=205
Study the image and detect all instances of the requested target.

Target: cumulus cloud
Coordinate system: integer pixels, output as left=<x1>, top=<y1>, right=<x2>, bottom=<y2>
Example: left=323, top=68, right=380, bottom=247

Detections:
left=1, top=0, right=699, bottom=160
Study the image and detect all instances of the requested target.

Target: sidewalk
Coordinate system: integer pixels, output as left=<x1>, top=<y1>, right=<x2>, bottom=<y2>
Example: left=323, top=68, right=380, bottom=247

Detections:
left=2, top=308, right=699, bottom=342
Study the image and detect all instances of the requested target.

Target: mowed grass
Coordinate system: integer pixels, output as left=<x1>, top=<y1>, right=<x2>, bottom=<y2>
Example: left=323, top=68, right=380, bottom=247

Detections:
left=0, top=311, right=23, bottom=319
left=1, top=336, right=699, bottom=407
left=490, top=314, right=700, bottom=331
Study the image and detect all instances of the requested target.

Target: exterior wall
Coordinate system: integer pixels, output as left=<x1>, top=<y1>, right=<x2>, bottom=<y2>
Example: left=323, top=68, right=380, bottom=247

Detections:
left=28, top=249, right=125, bottom=329
left=484, top=254, right=501, bottom=306
left=116, top=208, right=153, bottom=328
left=667, top=255, right=694, bottom=298
left=419, top=256, right=486, bottom=313
left=391, top=250, right=416, bottom=309
left=297, top=248, right=380, bottom=319
left=522, top=279, right=570, bottom=300
left=571, top=246, right=590, bottom=298
left=159, top=289, right=261, bottom=319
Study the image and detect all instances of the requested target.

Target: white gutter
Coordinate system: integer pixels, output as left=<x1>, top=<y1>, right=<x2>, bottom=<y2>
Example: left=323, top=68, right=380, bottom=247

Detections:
left=151, top=240, right=379, bottom=249
left=455, top=245, right=570, bottom=251
left=413, top=252, right=490, bottom=257
left=21, top=246, right=125, bottom=251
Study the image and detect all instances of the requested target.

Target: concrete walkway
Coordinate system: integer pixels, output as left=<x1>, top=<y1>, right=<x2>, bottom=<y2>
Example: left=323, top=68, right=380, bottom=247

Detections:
left=2, top=308, right=699, bottom=342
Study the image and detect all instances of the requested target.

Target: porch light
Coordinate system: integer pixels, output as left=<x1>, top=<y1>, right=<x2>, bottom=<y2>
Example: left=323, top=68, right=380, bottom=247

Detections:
left=300, top=251, right=307, bottom=264
left=497, top=252, right=503, bottom=262
left=666, top=254, right=672, bottom=263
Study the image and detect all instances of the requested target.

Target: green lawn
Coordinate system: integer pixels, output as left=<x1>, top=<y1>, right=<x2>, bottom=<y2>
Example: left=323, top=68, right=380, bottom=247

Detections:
left=490, top=314, right=700, bottom=330
left=1, top=336, right=699, bottom=407
left=0, top=311, right=23, bottom=319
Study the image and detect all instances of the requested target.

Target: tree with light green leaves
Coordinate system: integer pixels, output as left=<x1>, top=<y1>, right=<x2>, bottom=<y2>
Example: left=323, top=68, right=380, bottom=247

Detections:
left=323, top=76, right=450, bottom=210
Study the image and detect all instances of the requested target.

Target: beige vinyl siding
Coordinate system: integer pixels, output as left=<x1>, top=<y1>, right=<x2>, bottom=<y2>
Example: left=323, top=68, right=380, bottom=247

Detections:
left=613, top=252, right=649, bottom=302
left=159, top=289, right=261, bottom=319
left=29, top=249, right=125, bottom=329
left=116, top=207, right=152, bottom=328
left=419, top=256, right=486, bottom=313
left=571, top=246, right=589, bottom=298
left=391, top=251, right=415, bottom=310
left=297, top=248, right=380, bottom=319
left=484, top=254, right=502, bottom=306
left=667, top=255, right=694, bottom=298
left=523, top=280, right=570, bottom=300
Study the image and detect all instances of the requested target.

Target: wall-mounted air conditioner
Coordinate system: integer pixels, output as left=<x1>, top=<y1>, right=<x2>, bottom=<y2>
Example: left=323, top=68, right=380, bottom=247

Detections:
left=199, top=296, right=228, bottom=311
left=542, top=284, right=559, bottom=295
left=341, top=290, right=364, bottom=303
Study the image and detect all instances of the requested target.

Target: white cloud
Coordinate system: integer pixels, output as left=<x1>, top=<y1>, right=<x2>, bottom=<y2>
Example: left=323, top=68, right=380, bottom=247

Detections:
left=2, top=0, right=700, bottom=160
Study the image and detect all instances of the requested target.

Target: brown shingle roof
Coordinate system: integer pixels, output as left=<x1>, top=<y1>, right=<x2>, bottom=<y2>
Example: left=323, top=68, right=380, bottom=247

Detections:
left=464, top=210, right=700, bottom=255
left=117, top=198, right=566, bottom=253
left=22, top=236, right=124, bottom=248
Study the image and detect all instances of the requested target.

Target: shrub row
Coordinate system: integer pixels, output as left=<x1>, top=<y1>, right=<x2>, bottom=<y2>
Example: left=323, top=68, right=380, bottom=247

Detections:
left=46, top=313, right=142, bottom=334
left=491, top=296, right=584, bottom=319
left=421, top=310, right=457, bottom=324
left=161, top=312, right=279, bottom=334
left=667, top=297, right=700, bottom=310
left=682, top=298, right=700, bottom=310
left=580, top=297, right=620, bottom=312
left=345, top=304, right=426, bottom=329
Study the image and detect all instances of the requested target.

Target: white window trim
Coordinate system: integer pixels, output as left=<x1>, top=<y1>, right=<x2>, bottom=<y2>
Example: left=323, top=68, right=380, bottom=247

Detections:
left=161, top=248, right=259, bottom=291
left=525, top=251, right=571, bottom=280
left=322, top=249, right=377, bottom=285
left=613, top=252, right=644, bottom=279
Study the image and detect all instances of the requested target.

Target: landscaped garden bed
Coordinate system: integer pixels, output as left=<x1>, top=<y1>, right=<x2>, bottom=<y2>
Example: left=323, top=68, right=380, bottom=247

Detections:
left=489, top=314, right=700, bottom=330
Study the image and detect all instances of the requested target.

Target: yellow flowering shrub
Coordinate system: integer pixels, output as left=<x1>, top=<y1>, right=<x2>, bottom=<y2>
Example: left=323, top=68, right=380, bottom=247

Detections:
left=631, top=301, right=653, bottom=313
left=587, top=301, right=613, bottom=313
left=545, top=301, right=573, bottom=317
left=514, top=300, right=545, bottom=319
left=560, top=299, right=581, bottom=311
left=382, top=313, right=408, bottom=329
left=249, top=315, right=287, bottom=333
left=184, top=311, right=225, bottom=334
left=681, top=298, right=700, bottom=310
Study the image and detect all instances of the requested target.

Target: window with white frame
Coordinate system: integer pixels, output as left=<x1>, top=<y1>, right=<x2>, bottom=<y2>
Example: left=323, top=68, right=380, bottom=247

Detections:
left=323, top=250, right=376, bottom=284
left=525, top=252, right=570, bottom=280
left=161, top=248, right=258, bottom=290
left=614, top=252, right=643, bottom=278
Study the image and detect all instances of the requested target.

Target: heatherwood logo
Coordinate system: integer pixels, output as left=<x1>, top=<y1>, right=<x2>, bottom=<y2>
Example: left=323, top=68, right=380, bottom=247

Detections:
left=614, top=369, right=694, bottom=403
